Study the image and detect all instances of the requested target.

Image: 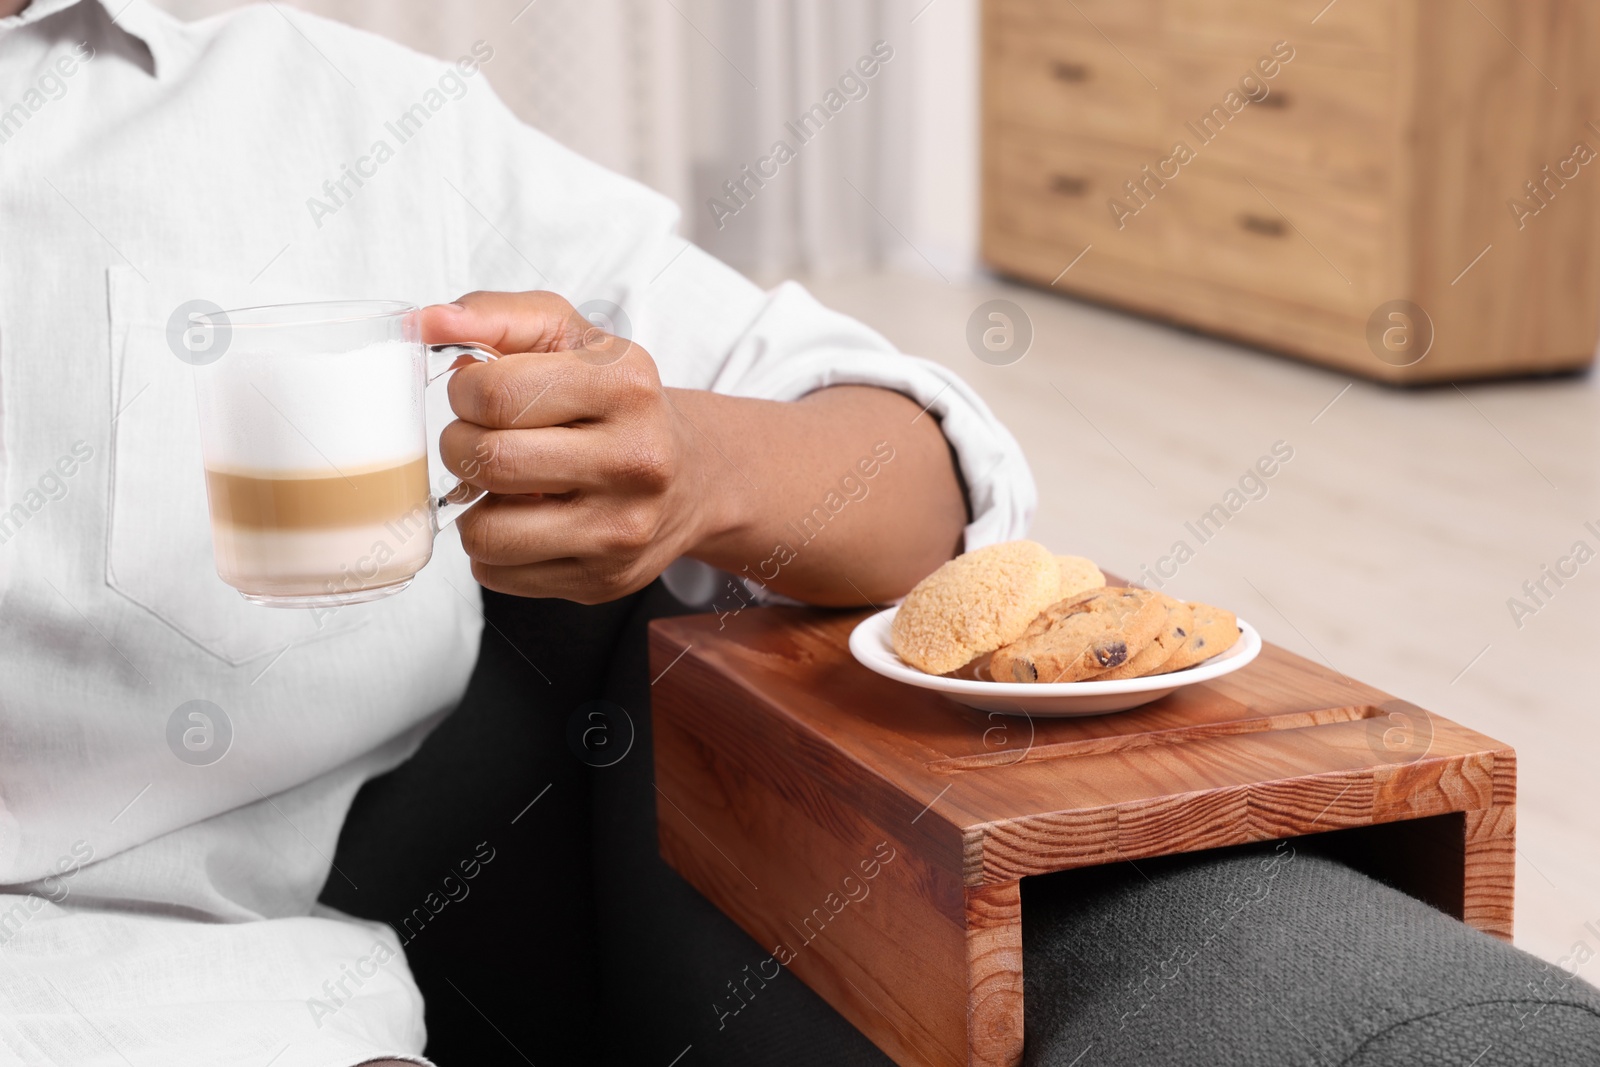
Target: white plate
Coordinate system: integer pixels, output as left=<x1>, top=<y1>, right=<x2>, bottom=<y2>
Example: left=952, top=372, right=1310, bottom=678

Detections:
left=848, top=606, right=1262, bottom=717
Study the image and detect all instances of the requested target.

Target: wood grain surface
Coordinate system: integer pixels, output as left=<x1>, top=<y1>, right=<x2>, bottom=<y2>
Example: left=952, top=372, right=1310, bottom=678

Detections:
left=651, top=607, right=1516, bottom=1066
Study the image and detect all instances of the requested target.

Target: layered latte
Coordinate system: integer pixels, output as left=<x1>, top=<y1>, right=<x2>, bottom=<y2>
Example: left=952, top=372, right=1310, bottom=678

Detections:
left=196, top=340, right=434, bottom=602
left=205, top=457, right=432, bottom=598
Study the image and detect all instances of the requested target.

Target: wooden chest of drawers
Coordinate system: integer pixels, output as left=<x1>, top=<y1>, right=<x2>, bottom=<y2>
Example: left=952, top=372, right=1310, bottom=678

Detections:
left=980, top=0, right=1600, bottom=383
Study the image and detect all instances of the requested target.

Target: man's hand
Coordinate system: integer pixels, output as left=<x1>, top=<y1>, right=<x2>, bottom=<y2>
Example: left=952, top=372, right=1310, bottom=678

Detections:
left=423, top=291, right=721, bottom=603
left=423, top=290, right=968, bottom=606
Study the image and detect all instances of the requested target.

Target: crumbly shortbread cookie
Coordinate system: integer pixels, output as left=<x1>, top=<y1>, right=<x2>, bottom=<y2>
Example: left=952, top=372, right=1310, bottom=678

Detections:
left=1056, top=556, right=1106, bottom=601
left=990, top=587, right=1165, bottom=683
left=1154, top=602, right=1240, bottom=674
left=1096, top=596, right=1194, bottom=680
left=891, top=540, right=1062, bottom=675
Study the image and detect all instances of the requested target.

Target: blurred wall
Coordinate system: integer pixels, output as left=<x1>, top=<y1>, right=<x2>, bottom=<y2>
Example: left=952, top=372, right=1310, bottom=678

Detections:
left=149, top=0, right=980, bottom=280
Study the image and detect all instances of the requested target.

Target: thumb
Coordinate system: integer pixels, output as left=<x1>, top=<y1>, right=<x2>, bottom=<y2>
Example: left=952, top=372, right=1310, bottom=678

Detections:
left=421, top=290, right=594, bottom=355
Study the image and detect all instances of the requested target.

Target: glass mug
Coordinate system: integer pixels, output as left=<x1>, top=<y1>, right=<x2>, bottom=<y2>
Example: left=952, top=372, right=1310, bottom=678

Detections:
left=187, top=300, right=499, bottom=608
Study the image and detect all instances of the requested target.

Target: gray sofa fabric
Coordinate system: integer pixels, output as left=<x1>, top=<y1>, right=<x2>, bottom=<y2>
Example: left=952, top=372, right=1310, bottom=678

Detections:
left=1021, top=845, right=1600, bottom=1066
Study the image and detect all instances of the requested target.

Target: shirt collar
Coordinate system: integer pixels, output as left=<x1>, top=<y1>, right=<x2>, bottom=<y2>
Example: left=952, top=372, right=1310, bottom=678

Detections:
left=1, top=0, right=176, bottom=77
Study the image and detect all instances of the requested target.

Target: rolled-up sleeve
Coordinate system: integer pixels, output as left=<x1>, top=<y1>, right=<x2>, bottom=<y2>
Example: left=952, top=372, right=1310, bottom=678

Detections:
left=442, top=82, right=1036, bottom=592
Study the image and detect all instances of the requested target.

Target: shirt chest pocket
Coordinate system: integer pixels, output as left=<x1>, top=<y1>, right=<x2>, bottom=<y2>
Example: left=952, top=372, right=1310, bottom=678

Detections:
left=105, top=267, right=364, bottom=665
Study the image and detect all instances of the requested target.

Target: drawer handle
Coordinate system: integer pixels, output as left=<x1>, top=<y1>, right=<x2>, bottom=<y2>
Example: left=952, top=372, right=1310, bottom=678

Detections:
left=1050, top=174, right=1089, bottom=196
left=1257, top=92, right=1291, bottom=109
left=1049, top=60, right=1090, bottom=83
left=1238, top=213, right=1287, bottom=237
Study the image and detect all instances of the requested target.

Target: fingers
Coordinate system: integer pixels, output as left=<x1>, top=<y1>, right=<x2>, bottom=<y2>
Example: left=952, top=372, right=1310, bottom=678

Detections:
left=438, top=422, right=589, bottom=494
left=454, top=493, right=659, bottom=574
left=423, top=290, right=654, bottom=430
left=440, top=419, right=675, bottom=496
left=445, top=348, right=663, bottom=430
left=470, top=557, right=657, bottom=605
left=420, top=291, right=594, bottom=355
left=445, top=351, right=599, bottom=431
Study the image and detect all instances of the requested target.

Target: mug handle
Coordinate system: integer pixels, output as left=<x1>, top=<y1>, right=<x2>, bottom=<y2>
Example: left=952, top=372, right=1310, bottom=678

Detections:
left=425, top=342, right=502, bottom=531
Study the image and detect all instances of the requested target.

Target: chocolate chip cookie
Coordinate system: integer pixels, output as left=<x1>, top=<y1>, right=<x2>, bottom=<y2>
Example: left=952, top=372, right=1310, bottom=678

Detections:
left=1096, top=595, right=1194, bottom=680
left=990, top=587, right=1165, bottom=683
left=1154, top=602, right=1240, bottom=674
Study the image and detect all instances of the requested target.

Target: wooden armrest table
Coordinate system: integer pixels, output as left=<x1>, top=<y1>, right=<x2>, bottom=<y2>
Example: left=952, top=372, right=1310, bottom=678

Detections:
left=649, top=608, right=1516, bottom=1067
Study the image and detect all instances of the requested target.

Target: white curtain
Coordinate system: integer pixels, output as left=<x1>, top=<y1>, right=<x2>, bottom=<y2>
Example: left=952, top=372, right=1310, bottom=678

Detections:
left=153, top=0, right=976, bottom=279
left=677, top=0, right=910, bottom=277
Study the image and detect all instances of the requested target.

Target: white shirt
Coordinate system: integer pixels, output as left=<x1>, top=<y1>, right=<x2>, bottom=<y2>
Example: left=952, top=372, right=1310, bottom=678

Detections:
left=0, top=2, right=1036, bottom=1064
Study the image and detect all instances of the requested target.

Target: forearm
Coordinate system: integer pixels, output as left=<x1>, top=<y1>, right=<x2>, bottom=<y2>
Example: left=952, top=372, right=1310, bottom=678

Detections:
left=670, top=385, right=968, bottom=605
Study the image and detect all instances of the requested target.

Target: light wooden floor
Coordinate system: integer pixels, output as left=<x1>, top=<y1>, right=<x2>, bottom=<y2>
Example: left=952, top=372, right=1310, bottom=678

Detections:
left=797, top=268, right=1600, bottom=973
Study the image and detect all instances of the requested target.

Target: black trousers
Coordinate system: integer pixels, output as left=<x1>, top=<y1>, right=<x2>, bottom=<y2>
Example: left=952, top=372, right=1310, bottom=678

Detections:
left=322, top=584, right=1600, bottom=1066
